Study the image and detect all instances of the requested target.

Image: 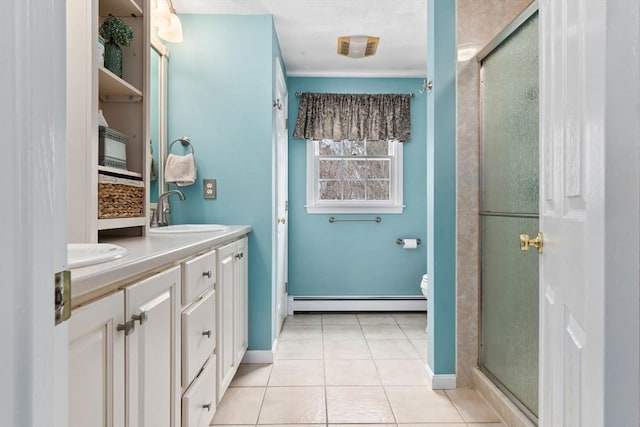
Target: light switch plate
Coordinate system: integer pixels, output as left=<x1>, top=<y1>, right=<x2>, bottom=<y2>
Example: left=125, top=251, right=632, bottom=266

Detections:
left=203, top=179, right=216, bottom=199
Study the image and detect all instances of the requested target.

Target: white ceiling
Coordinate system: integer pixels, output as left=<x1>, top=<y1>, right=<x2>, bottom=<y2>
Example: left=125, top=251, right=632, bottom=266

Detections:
left=172, top=0, right=428, bottom=78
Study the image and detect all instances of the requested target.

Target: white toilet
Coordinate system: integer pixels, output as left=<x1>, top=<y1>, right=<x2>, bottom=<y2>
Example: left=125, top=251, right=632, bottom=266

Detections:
left=420, top=274, right=428, bottom=332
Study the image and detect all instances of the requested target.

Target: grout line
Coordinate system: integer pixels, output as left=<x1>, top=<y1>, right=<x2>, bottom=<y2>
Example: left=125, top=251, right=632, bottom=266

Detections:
left=443, top=388, right=470, bottom=424
left=322, top=318, right=329, bottom=425
left=253, top=385, right=267, bottom=427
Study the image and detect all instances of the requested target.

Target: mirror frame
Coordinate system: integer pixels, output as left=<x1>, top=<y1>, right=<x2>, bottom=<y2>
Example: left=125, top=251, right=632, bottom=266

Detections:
left=150, top=36, right=169, bottom=202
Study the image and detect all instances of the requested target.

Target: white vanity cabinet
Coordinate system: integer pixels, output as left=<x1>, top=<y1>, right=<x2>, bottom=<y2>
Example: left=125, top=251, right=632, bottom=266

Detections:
left=68, top=266, right=181, bottom=427
left=181, top=250, right=217, bottom=426
left=216, top=237, right=248, bottom=401
left=68, top=232, right=251, bottom=427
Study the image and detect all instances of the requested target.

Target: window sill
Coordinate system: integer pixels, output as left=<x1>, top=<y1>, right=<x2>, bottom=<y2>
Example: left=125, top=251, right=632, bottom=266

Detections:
left=306, top=205, right=404, bottom=214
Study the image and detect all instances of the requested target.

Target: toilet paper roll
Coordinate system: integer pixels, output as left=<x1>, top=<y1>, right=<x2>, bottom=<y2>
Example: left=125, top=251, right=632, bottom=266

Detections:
left=403, top=239, right=418, bottom=249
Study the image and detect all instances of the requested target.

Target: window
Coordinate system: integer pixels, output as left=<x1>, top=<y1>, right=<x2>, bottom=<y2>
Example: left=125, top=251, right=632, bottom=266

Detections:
left=306, top=139, right=404, bottom=214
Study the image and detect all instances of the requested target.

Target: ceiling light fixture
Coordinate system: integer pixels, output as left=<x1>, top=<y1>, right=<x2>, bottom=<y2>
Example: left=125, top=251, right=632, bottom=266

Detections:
left=156, top=0, right=183, bottom=43
left=151, top=0, right=171, bottom=28
left=337, top=35, right=379, bottom=59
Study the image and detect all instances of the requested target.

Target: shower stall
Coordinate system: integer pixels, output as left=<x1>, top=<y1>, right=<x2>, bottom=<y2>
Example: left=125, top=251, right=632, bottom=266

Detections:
left=478, top=6, right=539, bottom=423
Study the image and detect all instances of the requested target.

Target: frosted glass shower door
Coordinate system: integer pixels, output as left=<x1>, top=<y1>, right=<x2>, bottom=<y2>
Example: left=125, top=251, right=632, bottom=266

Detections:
left=480, top=11, right=539, bottom=419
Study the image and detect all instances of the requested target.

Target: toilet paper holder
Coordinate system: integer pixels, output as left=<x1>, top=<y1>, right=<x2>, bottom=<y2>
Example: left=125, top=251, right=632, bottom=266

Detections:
left=396, top=238, right=422, bottom=245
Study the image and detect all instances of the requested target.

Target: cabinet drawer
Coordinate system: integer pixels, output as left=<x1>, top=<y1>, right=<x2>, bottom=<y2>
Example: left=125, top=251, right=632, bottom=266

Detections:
left=182, top=290, right=216, bottom=388
left=182, top=355, right=217, bottom=427
left=182, top=250, right=216, bottom=305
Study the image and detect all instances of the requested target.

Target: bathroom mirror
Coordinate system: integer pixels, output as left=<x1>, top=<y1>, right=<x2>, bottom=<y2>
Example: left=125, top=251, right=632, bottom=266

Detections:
left=149, top=38, right=169, bottom=203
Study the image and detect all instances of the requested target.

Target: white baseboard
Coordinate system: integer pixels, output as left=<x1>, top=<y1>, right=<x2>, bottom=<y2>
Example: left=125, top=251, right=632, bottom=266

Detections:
left=426, top=363, right=457, bottom=389
left=289, top=296, right=427, bottom=312
left=287, top=296, right=294, bottom=315
left=241, top=339, right=278, bottom=364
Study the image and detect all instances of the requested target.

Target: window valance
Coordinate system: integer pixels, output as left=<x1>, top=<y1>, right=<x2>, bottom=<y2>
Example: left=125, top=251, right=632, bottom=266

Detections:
left=293, top=92, right=412, bottom=142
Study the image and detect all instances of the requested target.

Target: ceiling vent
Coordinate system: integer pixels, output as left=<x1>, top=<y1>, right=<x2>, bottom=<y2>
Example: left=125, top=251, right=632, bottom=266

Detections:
left=337, top=35, right=380, bottom=58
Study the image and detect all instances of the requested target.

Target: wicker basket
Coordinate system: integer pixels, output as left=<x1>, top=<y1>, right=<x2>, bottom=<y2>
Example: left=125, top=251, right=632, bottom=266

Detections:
left=98, top=174, right=144, bottom=219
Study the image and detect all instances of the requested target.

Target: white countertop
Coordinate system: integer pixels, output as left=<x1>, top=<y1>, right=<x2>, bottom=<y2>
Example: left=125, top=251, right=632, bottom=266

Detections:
left=70, top=225, right=252, bottom=307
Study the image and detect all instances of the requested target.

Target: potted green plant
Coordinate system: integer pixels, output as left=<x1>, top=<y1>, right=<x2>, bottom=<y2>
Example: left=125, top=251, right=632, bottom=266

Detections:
left=99, top=16, right=134, bottom=78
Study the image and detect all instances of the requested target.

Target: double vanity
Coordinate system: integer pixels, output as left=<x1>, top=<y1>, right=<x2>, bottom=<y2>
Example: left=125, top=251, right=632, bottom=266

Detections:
left=65, top=1, right=252, bottom=425
left=68, top=225, right=251, bottom=427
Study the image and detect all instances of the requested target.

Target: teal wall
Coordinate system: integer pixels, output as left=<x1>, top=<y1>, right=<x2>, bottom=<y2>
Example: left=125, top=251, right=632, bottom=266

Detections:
left=287, top=77, right=428, bottom=297
left=426, top=0, right=457, bottom=375
left=165, top=9, right=457, bottom=375
left=167, top=14, right=284, bottom=351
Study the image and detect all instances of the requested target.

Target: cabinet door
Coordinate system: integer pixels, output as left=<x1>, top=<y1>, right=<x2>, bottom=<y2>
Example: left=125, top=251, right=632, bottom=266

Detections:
left=126, top=266, right=181, bottom=427
left=216, top=242, right=236, bottom=401
left=234, top=237, right=248, bottom=365
left=69, top=290, right=125, bottom=427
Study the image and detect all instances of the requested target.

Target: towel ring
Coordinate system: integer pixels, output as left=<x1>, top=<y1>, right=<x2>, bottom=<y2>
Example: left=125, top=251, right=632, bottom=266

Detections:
left=169, top=137, right=194, bottom=155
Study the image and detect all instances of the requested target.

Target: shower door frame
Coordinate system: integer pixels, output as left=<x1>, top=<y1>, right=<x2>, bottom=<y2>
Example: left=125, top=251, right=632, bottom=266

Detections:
left=476, top=1, right=539, bottom=424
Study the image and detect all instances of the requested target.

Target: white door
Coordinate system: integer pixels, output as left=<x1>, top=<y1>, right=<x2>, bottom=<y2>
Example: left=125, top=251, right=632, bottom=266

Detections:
left=1, top=1, right=68, bottom=426
left=274, top=59, right=289, bottom=336
left=538, top=1, right=640, bottom=425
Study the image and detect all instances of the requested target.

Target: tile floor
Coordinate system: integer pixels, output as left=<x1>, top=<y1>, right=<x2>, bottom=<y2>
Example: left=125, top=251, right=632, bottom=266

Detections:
left=211, top=313, right=506, bottom=427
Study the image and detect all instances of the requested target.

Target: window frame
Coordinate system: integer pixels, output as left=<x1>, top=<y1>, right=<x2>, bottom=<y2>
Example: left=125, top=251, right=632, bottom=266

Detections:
left=305, top=139, right=404, bottom=214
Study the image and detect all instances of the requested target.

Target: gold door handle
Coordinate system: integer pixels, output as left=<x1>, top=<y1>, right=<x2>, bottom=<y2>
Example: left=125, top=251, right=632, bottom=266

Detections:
left=520, top=232, right=543, bottom=254
left=277, top=217, right=286, bottom=224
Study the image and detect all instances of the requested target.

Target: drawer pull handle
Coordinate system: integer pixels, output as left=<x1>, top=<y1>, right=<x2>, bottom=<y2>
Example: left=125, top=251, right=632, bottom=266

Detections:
left=202, top=270, right=212, bottom=278
left=202, top=330, right=212, bottom=338
left=131, top=311, right=148, bottom=325
left=234, top=252, right=244, bottom=260
left=202, top=403, right=212, bottom=412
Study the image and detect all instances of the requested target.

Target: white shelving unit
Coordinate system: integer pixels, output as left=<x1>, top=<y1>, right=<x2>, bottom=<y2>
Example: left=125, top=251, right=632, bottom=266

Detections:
left=67, top=0, right=149, bottom=242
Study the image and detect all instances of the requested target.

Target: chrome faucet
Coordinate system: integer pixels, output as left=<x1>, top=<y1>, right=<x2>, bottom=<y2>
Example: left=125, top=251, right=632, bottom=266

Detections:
left=154, top=190, right=185, bottom=227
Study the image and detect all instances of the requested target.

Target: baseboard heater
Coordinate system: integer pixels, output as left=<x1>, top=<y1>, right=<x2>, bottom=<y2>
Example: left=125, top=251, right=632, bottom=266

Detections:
left=288, top=295, right=427, bottom=313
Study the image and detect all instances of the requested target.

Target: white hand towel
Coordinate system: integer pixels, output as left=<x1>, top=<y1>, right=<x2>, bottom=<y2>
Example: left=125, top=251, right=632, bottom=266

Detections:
left=164, top=153, right=197, bottom=186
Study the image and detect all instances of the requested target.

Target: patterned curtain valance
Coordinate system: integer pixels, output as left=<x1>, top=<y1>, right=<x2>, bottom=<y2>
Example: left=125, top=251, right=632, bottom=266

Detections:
left=293, top=92, right=412, bottom=142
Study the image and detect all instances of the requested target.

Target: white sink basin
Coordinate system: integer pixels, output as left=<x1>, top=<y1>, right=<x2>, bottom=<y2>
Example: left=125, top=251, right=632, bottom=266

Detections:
left=67, top=243, right=128, bottom=269
left=149, top=224, right=230, bottom=234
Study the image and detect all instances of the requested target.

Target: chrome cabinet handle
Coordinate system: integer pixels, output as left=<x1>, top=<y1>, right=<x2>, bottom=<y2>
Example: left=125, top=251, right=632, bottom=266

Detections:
left=202, top=330, right=212, bottom=338
left=117, top=320, right=135, bottom=335
left=131, top=311, right=148, bottom=325
left=202, top=270, right=212, bottom=278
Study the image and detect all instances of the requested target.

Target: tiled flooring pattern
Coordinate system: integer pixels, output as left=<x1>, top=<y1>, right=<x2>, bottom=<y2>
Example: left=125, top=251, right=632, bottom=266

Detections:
left=211, top=313, right=505, bottom=427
